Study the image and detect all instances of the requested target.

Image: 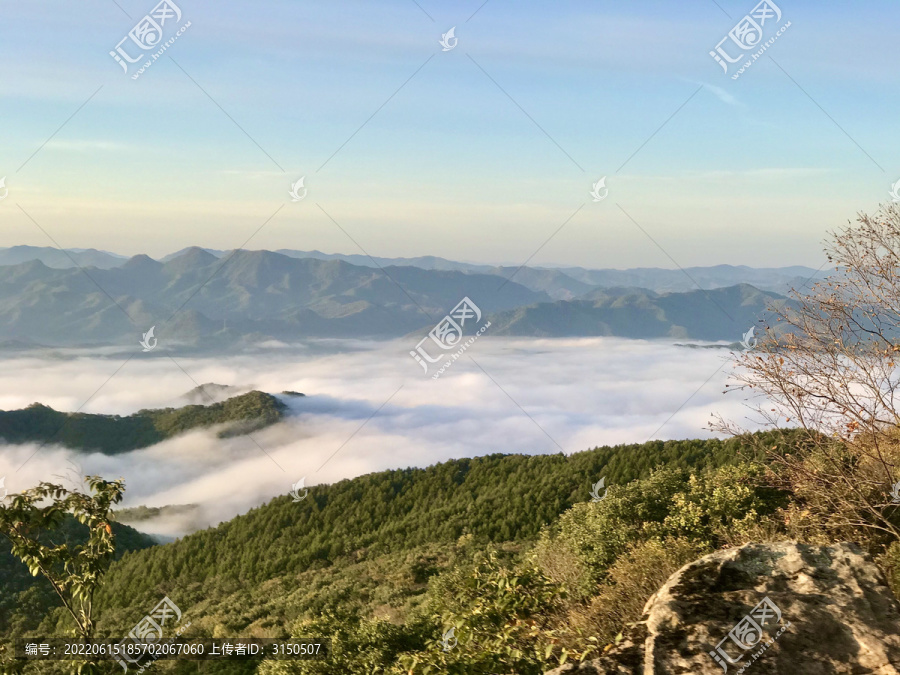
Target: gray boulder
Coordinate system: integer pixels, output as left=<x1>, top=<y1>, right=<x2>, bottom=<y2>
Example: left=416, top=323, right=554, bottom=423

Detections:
left=546, top=541, right=900, bottom=674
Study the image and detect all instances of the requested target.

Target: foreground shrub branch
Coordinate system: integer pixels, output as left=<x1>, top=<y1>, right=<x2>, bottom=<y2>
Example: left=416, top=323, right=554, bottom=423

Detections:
left=717, top=204, right=900, bottom=544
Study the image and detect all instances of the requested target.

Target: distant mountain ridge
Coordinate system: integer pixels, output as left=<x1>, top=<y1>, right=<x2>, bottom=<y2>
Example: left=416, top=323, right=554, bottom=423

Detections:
left=0, top=248, right=545, bottom=347
left=164, top=247, right=827, bottom=297
left=0, top=245, right=127, bottom=270
left=489, top=284, right=792, bottom=340
left=1, top=246, right=827, bottom=297
left=0, top=246, right=814, bottom=348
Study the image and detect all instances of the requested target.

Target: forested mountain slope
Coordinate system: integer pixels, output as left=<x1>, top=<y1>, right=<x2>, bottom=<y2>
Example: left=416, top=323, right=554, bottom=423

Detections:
left=0, top=391, right=286, bottom=454
left=0, top=432, right=803, bottom=674
left=91, top=436, right=770, bottom=622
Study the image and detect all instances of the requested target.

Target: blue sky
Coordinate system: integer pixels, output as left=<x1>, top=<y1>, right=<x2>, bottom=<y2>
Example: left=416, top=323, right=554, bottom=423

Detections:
left=0, top=0, right=897, bottom=268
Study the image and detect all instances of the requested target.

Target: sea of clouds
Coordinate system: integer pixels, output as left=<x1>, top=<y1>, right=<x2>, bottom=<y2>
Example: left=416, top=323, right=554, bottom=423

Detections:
left=0, top=338, right=761, bottom=537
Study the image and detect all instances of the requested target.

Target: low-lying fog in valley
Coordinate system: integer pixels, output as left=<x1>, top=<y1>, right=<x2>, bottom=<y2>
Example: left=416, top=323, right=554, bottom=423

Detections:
left=0, top=337, right=758, bottom=538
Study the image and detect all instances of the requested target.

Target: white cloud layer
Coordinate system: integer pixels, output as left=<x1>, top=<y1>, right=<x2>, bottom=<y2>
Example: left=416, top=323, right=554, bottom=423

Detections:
left=0, top=338, right=759, bottom=537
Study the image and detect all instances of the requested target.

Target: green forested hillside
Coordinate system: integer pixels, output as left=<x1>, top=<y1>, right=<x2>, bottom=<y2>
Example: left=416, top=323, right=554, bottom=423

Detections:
left=1, top=433, right=801, bottom=674
left=0, top=390, right=286, bottom=454
left=97, top=436, right=758, bottom=602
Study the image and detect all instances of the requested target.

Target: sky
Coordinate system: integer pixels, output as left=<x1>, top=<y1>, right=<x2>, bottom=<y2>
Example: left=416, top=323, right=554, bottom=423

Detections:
left=0, top=338, right=761, bottom=536
left=0, top=0, right=898, bottom=268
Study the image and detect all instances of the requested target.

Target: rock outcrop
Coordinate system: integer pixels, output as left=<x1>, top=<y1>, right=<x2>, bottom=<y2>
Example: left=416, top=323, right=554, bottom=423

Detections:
left=547, top=541, right=900, bottom=674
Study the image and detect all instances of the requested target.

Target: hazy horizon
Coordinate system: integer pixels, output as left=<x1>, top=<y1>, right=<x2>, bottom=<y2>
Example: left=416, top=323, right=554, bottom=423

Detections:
left=0, top=242, right=827, bottom=272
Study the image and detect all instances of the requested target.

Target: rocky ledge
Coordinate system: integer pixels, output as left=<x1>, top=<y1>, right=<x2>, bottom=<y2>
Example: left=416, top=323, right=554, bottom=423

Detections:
left=546, top=541, right=900, bottom=674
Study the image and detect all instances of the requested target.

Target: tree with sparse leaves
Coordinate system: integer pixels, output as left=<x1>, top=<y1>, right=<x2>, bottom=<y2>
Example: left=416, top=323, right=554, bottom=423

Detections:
left=0, top=476, right=124, bottom=645
left=718, top=204, right=900, bottom=548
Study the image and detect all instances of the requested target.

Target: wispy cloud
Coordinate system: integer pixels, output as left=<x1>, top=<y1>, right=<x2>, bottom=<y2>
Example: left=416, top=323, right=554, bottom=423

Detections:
left=699, top=82, right=740, bottom=107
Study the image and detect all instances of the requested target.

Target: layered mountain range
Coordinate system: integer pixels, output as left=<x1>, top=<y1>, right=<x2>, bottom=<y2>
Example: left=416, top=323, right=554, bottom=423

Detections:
left=0, top=246, right=817, bottom=348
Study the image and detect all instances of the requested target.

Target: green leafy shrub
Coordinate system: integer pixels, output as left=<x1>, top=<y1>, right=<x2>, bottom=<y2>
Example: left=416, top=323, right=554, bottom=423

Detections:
left=397, top=550, right=566, bottom=675
left=258, top=609, right=431, bottom=675
left=563, top=537, right=709, bottom=650
left=535, top=463, right=787, bottom=599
